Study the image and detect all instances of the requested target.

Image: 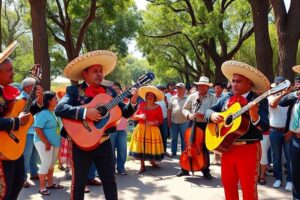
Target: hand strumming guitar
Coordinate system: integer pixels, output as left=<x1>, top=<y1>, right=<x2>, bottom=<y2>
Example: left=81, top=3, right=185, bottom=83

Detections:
left=210, top=112, right=224, bottom=124
left=86, top=108, right=101, bottom=121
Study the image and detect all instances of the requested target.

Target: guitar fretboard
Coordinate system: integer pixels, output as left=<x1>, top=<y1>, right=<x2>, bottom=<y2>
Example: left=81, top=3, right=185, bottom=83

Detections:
left=23, top=80, right=38, bottom=113
left=232, top=90, right=270, bottom=120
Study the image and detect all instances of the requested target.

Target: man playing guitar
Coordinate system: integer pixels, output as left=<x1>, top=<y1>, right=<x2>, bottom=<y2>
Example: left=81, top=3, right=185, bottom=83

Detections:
left=0, top=41, right=44, bottom=200
left=205, top=60, right=270, bottom=200
left=55, top=50, right=138, bottom=200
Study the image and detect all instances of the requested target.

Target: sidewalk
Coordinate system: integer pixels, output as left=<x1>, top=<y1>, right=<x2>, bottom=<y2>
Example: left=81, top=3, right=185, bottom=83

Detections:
left=18, top=154, right=292, bottom=200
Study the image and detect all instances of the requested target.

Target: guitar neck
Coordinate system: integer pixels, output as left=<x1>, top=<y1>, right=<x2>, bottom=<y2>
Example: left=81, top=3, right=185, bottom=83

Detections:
left=23, top=81, right=38, bottom=113
left=99, top=83, right=141, bottom=111
left=232, top=90, right=270, bottom=120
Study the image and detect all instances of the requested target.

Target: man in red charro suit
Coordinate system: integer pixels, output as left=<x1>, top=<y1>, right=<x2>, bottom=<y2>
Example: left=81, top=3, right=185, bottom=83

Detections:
left=205, top=60, right=270, bottom=200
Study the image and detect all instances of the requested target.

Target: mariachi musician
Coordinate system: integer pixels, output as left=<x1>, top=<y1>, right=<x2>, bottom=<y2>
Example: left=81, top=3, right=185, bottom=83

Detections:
left=205, top=61, right=270, bottom=200
left=55, top=50, right=138, bottom=200
left=0, top=41, right=44, bottom=200
left=176, top=76, right=217, bottom=178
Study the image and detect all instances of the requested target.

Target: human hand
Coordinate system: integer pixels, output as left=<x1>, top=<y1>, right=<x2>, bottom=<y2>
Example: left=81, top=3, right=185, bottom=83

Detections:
left=35, top=85, right=44, bottom=106
left=248, top=102, right=259, bottom=122
left=284, top=131, right=293, bottom=142
left=45, top=142, right=51, bottom=151
left=130, top=87, right=139, bottom=104
left=210, top=112, right=224, bottom=124
left=86, top=108, right=101, bottom=121
left=18, top=112, right=30, bottom=125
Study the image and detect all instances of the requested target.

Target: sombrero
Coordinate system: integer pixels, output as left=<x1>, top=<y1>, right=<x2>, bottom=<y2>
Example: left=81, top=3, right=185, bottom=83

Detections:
left=138, top=86, right=164, bottom=102
left=193, top=76, right=213, bottom=87
left=292, top=65, right=300, bottom=73
left=0, top=41, right=17, bottom=64
left=221, top=60, right=270, bottom=93
left=63, top=50, right=117, bottom=81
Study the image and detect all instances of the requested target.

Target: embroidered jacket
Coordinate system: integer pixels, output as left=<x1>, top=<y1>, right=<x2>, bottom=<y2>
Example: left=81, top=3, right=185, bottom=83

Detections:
left=204, top=91, right=269, bottom=141
left=55, top=82, right=137, bottom=138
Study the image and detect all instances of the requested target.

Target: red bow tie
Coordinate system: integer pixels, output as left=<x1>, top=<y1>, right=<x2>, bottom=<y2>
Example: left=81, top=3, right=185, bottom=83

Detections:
left=85, top=85, right=105, bottom=98
left=227, top=95, right=248, bottom=108
left=1, top=85, right=20, bottom=101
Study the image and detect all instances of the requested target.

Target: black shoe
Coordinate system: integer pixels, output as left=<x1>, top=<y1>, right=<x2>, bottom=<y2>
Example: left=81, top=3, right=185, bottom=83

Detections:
left=203, top=172, right=213, bottom=180
left=169, top=153, right=176, bottom=158
left=176, top=170, right=190, bottom=177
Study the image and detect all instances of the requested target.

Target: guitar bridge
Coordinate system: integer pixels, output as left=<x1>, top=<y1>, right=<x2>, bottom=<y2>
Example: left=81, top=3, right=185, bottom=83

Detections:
left=82, top=120, right=92, bottom=132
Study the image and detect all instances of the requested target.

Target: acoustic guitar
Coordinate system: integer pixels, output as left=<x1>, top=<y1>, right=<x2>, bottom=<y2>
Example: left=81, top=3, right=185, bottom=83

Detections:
left=0, top=64, right=42, bottom=160
left=205, top=80, right=291, bottom=153
left=62, top=72, right=155, bottom=151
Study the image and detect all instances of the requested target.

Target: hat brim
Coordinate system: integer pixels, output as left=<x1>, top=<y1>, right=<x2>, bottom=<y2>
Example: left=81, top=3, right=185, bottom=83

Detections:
left=63, top=50, right=117, bottom=81
left=221, top=60, right=270, bottom=93
left=293, top=65, right=300, bottom=73
left=0, top=41, right=17, bottom=64
left=193, top=82, right=213, bottom=87
left=138, top=86, right=164, bottom=102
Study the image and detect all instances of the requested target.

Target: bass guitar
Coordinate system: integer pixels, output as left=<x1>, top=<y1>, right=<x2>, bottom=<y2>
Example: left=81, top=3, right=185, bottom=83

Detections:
left=0, top=64, right=42, bottom=160
left=62, top=72, right=155, bottom=151
left=205, top=80, right=291, bottom=153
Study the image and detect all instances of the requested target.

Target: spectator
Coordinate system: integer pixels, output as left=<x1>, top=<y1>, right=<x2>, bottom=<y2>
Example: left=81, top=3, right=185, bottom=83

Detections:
left=268, top=76, right=292, bottom=190
left=18, top=77, right=40, bottom=188
left=156, top=84, right=169, bottom=156
left=167, top=83, right=188, bottom=157
left=280, top=68, right=300, bottom=199
left=34, top=91, right=63, bottom=195
left=110, top=82, right=129, bottom=175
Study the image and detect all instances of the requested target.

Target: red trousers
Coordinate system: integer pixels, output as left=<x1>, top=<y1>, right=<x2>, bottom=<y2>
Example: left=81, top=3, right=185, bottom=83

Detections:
left=221, top=142, right=261, bottom=200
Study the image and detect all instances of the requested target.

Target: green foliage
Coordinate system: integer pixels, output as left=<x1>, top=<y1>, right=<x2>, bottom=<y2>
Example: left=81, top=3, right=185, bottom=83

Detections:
left=107, top=55, right=153, bottom=87
left=137, top=0, right=254, bottom=82
left=84, top=0, right=142, bottom=57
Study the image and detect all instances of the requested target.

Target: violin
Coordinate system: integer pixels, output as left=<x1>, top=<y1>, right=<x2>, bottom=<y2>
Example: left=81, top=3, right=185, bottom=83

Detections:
left=179, top=99, right=207, bottom=174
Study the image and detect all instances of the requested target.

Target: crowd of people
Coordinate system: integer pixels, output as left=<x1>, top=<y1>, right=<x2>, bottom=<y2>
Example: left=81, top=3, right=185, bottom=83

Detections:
left=0, top=41, right=299, bottom=200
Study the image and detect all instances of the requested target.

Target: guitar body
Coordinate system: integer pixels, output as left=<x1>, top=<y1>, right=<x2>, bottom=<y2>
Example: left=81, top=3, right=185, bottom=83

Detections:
left=205, top=102, right=250, bottom=153
left=62, top=94, right=122, bottom=151
left=0, top=100, right=34, bottom=160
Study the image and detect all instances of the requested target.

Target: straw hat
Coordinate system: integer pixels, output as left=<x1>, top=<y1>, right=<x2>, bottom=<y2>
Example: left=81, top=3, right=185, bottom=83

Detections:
left=221, top=60, right=270, bottom=93
left=194, top=76, right=213, bottom=86
left=138, top=86, right=164, bottom=102
left=0, top=41, right=17, bottom=64
left=63, top=50, right=117, bottom=81
left=292, top=65, right=300, bottom=73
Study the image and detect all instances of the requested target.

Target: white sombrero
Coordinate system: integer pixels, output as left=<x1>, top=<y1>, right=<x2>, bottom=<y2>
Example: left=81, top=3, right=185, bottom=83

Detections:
left=63, top=50, right=117, bottom=81
left=292, top=65, right=300, bottom=73
left=222, top=60, right=270, bottom=93
left=138, top=86, right=164, bottom=102
left=193, top=76, right=213, bottom=87
left=0, top=41, right=17, bottom=64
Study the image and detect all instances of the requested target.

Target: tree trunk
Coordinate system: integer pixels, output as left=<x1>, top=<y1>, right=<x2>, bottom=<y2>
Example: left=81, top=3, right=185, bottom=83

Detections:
left=249, top=0, right=273, bottom=81
left=271, top=0, right=300, bottom=81
left=213, top=58, right=227, bottom=83
left=29, top=0, right=51, bottom=90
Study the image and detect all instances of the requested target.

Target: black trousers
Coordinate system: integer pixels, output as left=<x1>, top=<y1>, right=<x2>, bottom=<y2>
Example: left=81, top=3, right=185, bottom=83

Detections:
left=0, top=156, right=25, bottom=200
left=71, top=139, right=117, bottom=200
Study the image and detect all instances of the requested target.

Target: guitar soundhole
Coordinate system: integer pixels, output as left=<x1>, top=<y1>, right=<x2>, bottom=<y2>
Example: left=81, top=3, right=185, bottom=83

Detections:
left=225, top=115, right=233, bottom=126
left=98, top=106, right=108, bottom=117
